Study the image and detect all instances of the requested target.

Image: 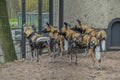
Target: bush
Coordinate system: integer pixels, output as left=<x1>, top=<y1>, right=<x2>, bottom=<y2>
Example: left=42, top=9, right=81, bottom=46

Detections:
left=9, top=19, right=18, bottom=28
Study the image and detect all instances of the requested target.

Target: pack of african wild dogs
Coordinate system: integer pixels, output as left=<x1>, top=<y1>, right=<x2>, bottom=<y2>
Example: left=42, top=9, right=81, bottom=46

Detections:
left=23, top=19, right=106, bottom=70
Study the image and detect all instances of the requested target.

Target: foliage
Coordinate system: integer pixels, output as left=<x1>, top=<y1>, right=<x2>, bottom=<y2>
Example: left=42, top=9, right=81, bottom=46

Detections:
left=7, top=0, right=49, bottom=28
left=9, top=19, right=18, bottom=28
left=18, top=0, right=49, bottom=12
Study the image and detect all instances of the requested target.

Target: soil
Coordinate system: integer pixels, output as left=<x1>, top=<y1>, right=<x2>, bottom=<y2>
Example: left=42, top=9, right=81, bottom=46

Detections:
left=0, top=51, right=120, bottom=80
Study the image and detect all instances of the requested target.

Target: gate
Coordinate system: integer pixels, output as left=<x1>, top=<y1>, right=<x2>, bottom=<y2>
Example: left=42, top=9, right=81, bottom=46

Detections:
left=111, top=21, right=120, bottom=46
left=107, top=18, right=120, bottom=49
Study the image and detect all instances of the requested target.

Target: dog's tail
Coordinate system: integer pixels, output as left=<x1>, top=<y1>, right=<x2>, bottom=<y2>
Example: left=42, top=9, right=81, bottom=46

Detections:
left=101, top=39, right=106, bottom=51
left=64, top=39, right=69, bottom=51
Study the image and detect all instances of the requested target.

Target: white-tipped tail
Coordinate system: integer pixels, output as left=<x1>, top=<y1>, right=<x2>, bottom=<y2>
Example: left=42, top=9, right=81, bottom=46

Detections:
left=101, top=40, right=106, bottom=51
left=95, top=45, right=101, bottom=60
left=64, top=39, right=69, bottom=51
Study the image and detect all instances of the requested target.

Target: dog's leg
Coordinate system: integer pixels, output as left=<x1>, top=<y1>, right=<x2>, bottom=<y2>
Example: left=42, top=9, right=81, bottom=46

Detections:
left=91, top=53, right=96, bottom=68
left=59, top=39, right=64, bottom=57
left=30, top=50, right=34, bottom=63
left=55, top=43, right=59, bottom=56
left=48, top=42, right=51, bottom=56
left=95, top=45, right=101, bottom=70
left=36, top=49, right=39, bottom=62
left=97, top=59, right=101, bottom=70
left=49, top=43, right=55, bottom=63
left=48, top=42, right=53, bottom=63
left=60, top=45, right=63, bottom=57
left=52, top=44, right=56, bottom=62
left=34, top=49, right=37, bottom=62
left=52, top=43, right=59, bottom=57
left=68, top=42, right=73, bottom=66
left=49, top=53, right=52, bottom=63
left=69, top=52, right=72, bottom=66
left=69, top=47, right=73, bottom=66
left=84, top=48, right=88, bottom=56
left=33, top=48, right=39, bottom=62
left=49, top=52, right=55, bottom=63
left=89, top=49, right=96, bottom=68
left=75, top=49, right=78, bottom=65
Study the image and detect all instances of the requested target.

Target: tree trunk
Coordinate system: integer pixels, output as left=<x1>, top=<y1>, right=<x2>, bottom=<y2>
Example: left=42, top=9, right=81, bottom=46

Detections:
left=0, top=0, right=17, bottom=62
left=6, top=0, right=17, bottom=19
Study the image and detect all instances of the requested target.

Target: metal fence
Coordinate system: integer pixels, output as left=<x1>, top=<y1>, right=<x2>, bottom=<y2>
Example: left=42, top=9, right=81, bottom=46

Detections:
left=0, top=0, right=63, bottom=62
left=17, top=12, right=49, bottom=30
left=13, top=12, right=49, bottom=59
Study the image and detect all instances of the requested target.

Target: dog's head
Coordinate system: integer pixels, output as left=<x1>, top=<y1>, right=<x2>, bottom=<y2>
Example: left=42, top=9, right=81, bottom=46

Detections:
left=44, top=22, right=52, bottom=32
left=75, top=19, right=89, bottom=32
left=89, top=36, right=99, bottom=48
left=43, top=22, right=58, bottom=33
left=23, top=26, right=34, bottom=37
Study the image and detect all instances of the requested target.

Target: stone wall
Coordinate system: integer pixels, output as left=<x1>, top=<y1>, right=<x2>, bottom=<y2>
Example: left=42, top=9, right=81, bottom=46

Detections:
left=64, top=0, right=120, bottom=28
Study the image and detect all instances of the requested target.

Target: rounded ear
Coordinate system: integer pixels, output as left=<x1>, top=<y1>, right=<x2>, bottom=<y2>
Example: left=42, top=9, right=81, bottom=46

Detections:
left=64, top=22, right=68, bottom=29
left=46, top=22, right=49, bottom=26
left=77, top=19, right=81, bottom=25
left=64, top=22, right=68, bottom=26
left=46, top=22, right=51, bottom=28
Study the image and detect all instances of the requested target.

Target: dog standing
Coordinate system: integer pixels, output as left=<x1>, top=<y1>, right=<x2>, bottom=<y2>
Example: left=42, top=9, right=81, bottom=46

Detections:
left=76, top=19, right=107, bottom=55
left=62, top=22, right=101, bottom=69
left=24, top=26, right=51, bottom=62
left=43, top=23, right=65, bottom=62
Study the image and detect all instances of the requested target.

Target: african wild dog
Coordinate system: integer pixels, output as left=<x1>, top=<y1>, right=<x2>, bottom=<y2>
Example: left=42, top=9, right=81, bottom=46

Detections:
left=42, top=23, right=65, bottom=62
left=23, top=25, right=51, bottom=62
left=61, top=22, right=101, bottom=69
left=75, top=19, right=107, bottom=56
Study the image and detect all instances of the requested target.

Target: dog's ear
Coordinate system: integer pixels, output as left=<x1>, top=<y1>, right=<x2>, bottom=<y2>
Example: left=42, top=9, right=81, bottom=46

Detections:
left=46, top=22, right=50, bottom=26
left=64, top=22, right=68, bottom=26
left=64, top=22, right=68, bottom=29
left=77, top=19, right=81, bottom=25
left=46, top=22, right=51, bottom=28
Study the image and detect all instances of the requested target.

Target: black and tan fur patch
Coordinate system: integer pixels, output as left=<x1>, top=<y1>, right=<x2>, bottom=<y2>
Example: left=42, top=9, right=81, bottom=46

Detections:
left=44, top=23, right=64, bottom=54
left=24, top=25, right=51, bottom=62
left=76, top=19, right=106, bottom=40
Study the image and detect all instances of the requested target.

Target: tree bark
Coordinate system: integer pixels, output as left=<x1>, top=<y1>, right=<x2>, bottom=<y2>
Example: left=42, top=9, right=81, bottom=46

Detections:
left=0, top=0, right=17, bottom=62
left=6, top=0, right=17, bottom=19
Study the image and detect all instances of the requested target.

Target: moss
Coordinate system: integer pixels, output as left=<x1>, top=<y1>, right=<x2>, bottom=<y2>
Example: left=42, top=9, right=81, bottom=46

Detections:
left=0, top=0, right=17, bottom=62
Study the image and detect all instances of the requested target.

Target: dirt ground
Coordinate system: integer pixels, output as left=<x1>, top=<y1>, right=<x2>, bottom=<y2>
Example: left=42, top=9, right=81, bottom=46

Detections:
left=0, top=51, right=120, bottom=80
